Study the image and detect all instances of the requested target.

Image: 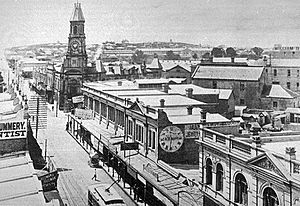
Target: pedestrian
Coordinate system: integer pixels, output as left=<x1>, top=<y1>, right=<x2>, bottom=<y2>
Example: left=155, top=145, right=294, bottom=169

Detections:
left=92, top=168, right=97, bottom=180
left=65, top=122, right=69, bottom=131
left=133, top=183, right=138, bottom=200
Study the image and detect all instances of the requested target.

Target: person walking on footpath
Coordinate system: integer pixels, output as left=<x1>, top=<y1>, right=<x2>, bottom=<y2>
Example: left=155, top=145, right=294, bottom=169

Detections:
left=92, top=169, right=97, bottom=180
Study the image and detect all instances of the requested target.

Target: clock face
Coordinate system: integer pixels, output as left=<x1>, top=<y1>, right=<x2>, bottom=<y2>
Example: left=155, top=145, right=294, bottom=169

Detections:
left=159, top=126, right=184, bottom=152
left=71, top=40, right=80, bottom=51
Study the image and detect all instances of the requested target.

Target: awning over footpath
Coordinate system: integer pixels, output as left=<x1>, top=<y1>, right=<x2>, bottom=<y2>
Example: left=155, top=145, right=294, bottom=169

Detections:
left=73, top=115, right=204, bottom=205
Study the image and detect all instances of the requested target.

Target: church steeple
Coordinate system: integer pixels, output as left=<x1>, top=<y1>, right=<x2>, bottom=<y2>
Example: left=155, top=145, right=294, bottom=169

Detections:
left=70, top=3, right=85, bottom=22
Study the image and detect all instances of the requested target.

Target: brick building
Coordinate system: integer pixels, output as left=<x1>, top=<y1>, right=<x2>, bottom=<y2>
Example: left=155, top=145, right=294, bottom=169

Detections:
left=198, top=127, right=300, bottom=206
left=66, top=79, right=239, bottom=205
left=192, top=65, right=268, bottom=109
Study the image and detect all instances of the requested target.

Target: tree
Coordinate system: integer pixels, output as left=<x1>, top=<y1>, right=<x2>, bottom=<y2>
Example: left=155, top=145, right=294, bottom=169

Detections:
left=251, top=47, right=264, bottom=57
left=202, top=52, right=211, bottom=59
left=211, top=47, right=225, bottom=57
left=192, top=53, right=198, bottom=60
left=225, top=47, right=237, bottom=57
left=165, top=50, right=181, bottom=60
left=132, top=50, right=146, bottom=64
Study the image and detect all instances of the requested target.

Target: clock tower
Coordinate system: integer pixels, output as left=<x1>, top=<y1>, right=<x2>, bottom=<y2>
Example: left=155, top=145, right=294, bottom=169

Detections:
left=62, top=2, right=87, bottom=108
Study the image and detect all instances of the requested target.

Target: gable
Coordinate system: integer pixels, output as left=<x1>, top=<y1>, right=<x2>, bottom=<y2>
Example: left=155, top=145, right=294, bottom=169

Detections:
left=247, top=153, right=290, bottom=180
left=252, top=156, right=282, bottom=176
left=129, top=102, right=145, bottom=115
left=167, top=65, right=190, bottom=73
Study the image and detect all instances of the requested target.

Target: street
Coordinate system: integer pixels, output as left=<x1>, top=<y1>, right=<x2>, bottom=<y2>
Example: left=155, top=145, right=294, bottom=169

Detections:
left=20, top=79, right=137, bottom=206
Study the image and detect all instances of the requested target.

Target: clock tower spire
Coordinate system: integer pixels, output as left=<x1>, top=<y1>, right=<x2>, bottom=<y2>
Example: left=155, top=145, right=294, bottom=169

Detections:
left=61, top=2, right=88, bottom=109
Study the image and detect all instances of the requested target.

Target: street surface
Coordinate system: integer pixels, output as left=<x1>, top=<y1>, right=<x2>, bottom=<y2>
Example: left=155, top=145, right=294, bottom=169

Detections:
left=20, top=79, right=137, bottom=206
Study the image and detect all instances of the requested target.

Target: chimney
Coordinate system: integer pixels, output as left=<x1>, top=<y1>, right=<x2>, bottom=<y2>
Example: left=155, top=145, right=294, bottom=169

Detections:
left=286, top=147, right=296, bottom=160
left=252, top=136, right=261, bottom=148
left=187, top=105, right=193, bottom=115
left=146, top=105, right=150, bottom=114
left=117, top=81, right=122, bottom=86
left=200, top=109, right=207, bottom=123
left=185, top=88, right=193, bottom=98
left=160, top=99, right=165, bottom=107
left=162, top=84, right=169, bottom=93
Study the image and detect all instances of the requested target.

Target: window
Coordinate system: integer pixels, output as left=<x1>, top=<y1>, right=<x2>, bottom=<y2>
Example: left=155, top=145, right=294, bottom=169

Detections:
left=216, top=163, right=223, bottom=191
left=240, top=99, right=245, bottom=105
left=73, top=25, right=78, bottom=34
left=273, top=101, right=278, bottom=108
left=84, top=95, right=88, bottom=108
left=213, top=81, right=217, bottom=89
left=136, top=124, right=144, bottom=143
left=148, top=129, right=156, bottom=150
left=263, top=187, right=279, bottom=206
left=288, top=69, right=291, bottom=76
left=234, top=173, right=248, bottom=205
left=240, top=83, right=245, bottom=91
left=72, top=59, right=77, bottom=66
left=94, top=100, right=99, bottom=114
left=128, top=119, right=133, bottom=137
left=287, top=82, right=291, bottom=89
left=88, top=97, right=93, bottom=110
left=273, top=69, right=277, bottom=77
left=116, top=110, right=124, bottom=127
left=101, top=103, right=107, bottom=117
left=108, top=106, right=115, bottom=122
left=205, top=159, right=213, bottom=185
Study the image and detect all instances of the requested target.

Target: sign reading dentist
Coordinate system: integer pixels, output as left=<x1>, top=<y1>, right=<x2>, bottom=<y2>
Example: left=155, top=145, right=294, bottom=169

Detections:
left=0, top=121, right=27, bottom=139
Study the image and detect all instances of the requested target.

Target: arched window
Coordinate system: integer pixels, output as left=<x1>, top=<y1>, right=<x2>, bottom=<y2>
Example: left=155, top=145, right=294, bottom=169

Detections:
left=216, top=163, right=223, bottom=191
left=234, top=173, right=248, bottom=204
left=206, top=158, right=212, bottom=185
left=263, top=187, right=279, bottom=206
left=73, top=25, right=78, bottom=34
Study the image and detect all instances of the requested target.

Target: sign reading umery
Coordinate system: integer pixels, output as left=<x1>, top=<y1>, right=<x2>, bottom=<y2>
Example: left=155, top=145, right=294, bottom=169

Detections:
left=0, top=121, right=27, bottom=139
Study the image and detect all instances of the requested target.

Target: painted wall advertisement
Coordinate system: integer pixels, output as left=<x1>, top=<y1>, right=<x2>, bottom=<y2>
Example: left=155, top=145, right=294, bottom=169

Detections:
left=184, top=124, right=201, bottom=139
left=0, top=120, right=27, bottom=139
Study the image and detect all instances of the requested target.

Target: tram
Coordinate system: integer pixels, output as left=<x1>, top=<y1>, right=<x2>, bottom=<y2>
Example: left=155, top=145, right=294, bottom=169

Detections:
left=88, top=183, right=125, bottom=206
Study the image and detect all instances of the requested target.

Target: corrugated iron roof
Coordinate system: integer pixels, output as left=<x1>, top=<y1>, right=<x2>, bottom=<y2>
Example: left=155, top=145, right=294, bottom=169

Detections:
left=193, top=65, right=264, bottom=81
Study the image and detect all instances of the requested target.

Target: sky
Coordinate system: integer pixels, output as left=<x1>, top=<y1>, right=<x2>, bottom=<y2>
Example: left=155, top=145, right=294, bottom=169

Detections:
left=1, top=0, right=300, bottom=50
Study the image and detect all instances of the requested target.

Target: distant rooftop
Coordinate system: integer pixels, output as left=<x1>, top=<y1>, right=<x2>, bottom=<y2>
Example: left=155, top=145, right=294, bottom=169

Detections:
left=193, top=65, right=264, bottom=81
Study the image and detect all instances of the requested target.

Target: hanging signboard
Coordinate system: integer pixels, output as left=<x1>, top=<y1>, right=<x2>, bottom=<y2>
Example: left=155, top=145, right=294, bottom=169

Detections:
left=38, top=170, right=59, bottom=192
left=72, top=95, right=84, bottom=104
left=75, top=108, right=93, bottom=120
left=120, top=142, right=139, bottom=151
left=0, top=120, right=27, bottom=139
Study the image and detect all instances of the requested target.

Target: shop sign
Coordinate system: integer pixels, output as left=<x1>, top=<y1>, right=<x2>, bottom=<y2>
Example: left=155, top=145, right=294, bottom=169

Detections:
left=184, top=124, right=201, bottom=139
left=75, top=108, right=93, bottom=120
left=143, top=163, right=159, bottom=181
left=39, top=170, right=59, bottom=192
left=72, top=95, right=84, bottom=104
left=120, top=142, right=139, bottom=151
left=0, top=120, right=27, bottom=139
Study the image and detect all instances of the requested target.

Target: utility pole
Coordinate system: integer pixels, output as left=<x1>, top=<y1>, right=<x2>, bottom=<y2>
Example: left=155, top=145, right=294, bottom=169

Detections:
left=44, top=139, right=47, bottom=160
left=36, top=97, right=39, bottom=138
